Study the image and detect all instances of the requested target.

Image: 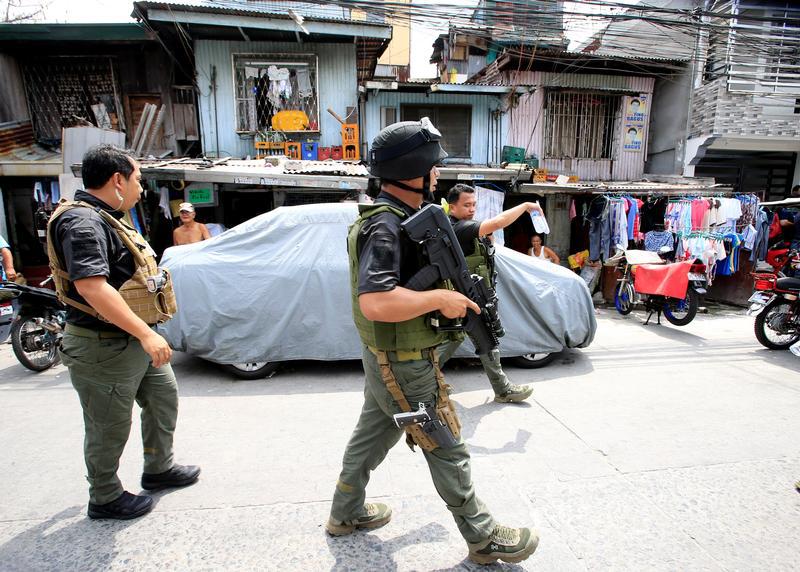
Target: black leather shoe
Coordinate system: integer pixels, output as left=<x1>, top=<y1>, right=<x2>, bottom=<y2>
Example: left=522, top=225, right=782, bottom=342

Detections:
left=141, top=464, right=201, bottom=490
left=88, top=491, right=153, bottom=520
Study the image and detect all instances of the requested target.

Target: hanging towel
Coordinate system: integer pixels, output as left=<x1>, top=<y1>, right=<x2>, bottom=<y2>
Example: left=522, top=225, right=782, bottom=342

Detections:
left=33, top=182, right=45, bottom=203
left=158, top=186, right=172, bottom=220
left=569, top=199, right=577, bottom=220
left=50, top=181, right=60, bottom=203
left=474, top=185, right=506, bottom=245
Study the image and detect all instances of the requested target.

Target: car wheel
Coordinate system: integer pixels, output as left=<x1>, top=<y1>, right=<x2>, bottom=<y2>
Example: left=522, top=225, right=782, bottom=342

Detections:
left=222, top=361, right=281, bottom=380
left=507, top=352, right=558, bottom=369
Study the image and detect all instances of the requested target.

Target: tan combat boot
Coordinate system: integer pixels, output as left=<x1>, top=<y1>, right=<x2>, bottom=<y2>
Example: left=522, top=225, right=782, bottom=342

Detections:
left=325, top=502, right=392, bottom=536
left=467, top=525, right=539, bottom=564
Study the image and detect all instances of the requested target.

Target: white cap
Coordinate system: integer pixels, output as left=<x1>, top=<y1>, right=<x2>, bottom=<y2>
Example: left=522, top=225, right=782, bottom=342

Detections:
left=179, top=202, right=195, bottom=213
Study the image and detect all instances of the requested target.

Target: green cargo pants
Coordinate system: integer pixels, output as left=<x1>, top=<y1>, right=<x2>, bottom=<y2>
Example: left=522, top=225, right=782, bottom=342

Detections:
left=330, top=345, right=495, bottom=544
left=437, top=340, right=511, bottom=397
left=59, top=324, right=178, bottom=505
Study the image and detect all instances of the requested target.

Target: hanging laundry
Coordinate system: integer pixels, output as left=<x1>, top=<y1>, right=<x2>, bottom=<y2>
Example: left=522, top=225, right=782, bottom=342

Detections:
left=33, top=182, right=46, bottom=203
left=50, top=181, right=60, bottom=203
left=158, top=186, right=172, bottom=220
left=607, top=197, right=628, bottom=254
left=474, top=185, right=505, bottom=245
left=741, top=224, right=756, bottom=251
left=267, top=65, right=292, bottom=110
left=587, top=196, right=611, bottom=262
left=714, top=232, right=743, bottom=276
left=639, top=196, right=667, bottom=234
left=750, top=207, right=770, bottom=262
left=644, top=230, right=674, bottom=252
left=296, top=67, right=312, bottom=98
left=690, top=198, right=711, bottom=230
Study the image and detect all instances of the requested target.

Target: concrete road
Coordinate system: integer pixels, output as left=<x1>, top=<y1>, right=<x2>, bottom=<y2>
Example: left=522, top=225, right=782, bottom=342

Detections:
left=0, top=308, right=798, bottom=571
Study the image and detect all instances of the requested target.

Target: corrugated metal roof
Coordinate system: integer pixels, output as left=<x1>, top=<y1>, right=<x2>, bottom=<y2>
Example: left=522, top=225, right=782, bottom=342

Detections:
left=283, top=160, right=368, bottom=176
left=0, top=121, right=62, bottom=175
left=0, top=23, right=154, bottom=42
left=575, top=13, right=695, bottom=62
left=139, top=157, right=369, bottom=189
left=134, top=1, right=390, bottom=28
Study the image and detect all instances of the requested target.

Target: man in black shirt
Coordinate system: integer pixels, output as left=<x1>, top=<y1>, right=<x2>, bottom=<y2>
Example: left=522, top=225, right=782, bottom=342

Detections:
left=49, top=145, right=199, bottom=520
left=440, top=184, right=543, bottom=403
left=328, top=121, right=539, bottom=565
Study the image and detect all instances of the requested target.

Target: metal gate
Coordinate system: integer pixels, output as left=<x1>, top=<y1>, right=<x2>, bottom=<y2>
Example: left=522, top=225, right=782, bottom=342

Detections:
left=693, top=149, right=797, bottom=201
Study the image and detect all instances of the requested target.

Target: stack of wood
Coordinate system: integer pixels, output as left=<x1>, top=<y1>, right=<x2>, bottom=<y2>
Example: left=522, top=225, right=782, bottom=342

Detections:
left=130, top=103, right=166, bottom=157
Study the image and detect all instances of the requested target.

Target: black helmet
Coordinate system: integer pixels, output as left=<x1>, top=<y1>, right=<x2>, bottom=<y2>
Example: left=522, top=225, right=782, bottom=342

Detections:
left=369, top=117, right=448, bottom=181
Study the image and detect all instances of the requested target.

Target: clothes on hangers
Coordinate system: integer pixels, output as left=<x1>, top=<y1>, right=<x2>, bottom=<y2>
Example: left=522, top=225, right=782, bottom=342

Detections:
left=644, top=230, right=674, bottom=252
left=715, top=232, right=743, bottom=276
left=675, top=231, right=726, bottom=284
left=736, top=194, right=758, bottom=229
left=690, top=198, right=711, bottom=231
left=587, top=196, right=611, bottom=262
left=639, top=196, right=668, bottom=233
left=608, top=197, right=628, bottom=253
left=750, top=207, right=771, bottom=262
left=665, top=199, right=694, bottom=233
left=741, top=224, right=756, bottom=251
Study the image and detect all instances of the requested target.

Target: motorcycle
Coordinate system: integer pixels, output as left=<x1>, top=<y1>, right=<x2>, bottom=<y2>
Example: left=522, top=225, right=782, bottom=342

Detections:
left=0, top=279, right=66, bottom=371
left=748, top=252, right=800, bottom=350
left=613, top=249, right=707, bottom=326
left=764, top=242, right=800, bottom=277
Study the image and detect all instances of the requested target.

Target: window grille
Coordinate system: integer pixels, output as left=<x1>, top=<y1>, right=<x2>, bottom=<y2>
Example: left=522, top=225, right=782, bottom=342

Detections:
left=19, top=56, right=124, bottom=144
left=704, top=1, right=800, bottom=97
left=543, top=91, right=620, bottom=160
left=233, top=53, right=319, bottom=134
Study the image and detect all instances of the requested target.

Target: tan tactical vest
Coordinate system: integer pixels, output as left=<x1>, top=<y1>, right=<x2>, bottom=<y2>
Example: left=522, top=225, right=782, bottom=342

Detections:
left=46, top=200, right=177, bottom=325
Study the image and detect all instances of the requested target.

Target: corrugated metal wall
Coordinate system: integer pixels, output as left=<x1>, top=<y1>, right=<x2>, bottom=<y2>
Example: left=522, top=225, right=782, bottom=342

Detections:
left=504, top=71, right=656, bottom=181
left=194, top=40, right=358, bottom=157
left=364, top=91, right=504, bottom=165
left=0, top=54, right=29, bottom=123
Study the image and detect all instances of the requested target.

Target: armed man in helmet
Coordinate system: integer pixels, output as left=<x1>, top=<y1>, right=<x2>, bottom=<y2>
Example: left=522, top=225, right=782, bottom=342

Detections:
left=326, top=119, right=539, bottom=565
left=439, top=183, right=543, bottom=403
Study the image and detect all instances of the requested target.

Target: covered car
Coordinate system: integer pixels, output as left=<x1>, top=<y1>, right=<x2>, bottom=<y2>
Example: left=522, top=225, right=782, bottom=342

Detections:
left=159, top=203, right=596, bottom=378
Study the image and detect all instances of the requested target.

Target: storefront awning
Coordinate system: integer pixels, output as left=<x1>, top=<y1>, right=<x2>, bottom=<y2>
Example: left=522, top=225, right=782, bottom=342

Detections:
left=138, top=158, right=369, bottom=191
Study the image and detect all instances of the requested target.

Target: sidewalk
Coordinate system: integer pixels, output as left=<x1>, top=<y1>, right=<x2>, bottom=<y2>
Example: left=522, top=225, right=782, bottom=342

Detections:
left=0, top=310, right=798, bottom=570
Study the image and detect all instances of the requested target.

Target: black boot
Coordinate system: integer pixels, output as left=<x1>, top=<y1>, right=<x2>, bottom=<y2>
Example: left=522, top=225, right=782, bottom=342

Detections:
left=141, top=464, right=201, bottom=491
left=88, top=491, right=153, bottom=520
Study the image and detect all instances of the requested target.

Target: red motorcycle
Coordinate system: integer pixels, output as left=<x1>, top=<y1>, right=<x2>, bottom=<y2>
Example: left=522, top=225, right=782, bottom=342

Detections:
left=764, top=243, right=800, bottom=276
left=749, top=250, right=800, bottom=350
left=614, top=249, right=707, bottom=326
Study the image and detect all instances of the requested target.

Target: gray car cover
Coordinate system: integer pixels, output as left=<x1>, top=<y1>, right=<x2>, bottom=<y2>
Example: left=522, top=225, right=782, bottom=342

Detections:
left=159, top=203, right=596, bottom=364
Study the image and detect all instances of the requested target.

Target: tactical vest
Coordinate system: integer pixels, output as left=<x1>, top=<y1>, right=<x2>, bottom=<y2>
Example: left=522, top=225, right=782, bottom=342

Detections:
left=465, top=236, right=495, bottom=286
left=47, top=200, right=177, bottom=325
left=348, top=203, right=450, bottom=351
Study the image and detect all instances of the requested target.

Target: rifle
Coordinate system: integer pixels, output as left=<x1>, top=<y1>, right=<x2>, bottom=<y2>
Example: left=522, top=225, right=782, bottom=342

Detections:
left=400, top=204, right=504, bottom=355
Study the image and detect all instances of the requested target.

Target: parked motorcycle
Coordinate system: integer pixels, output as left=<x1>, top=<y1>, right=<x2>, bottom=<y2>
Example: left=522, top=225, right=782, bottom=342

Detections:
left=764, top=243, right=800, bottom=277
left=748, top=255, right=800, bottom=350
left=613, top=249, right=707, bottom=326
left=0, top=279, right=66, bottom=371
